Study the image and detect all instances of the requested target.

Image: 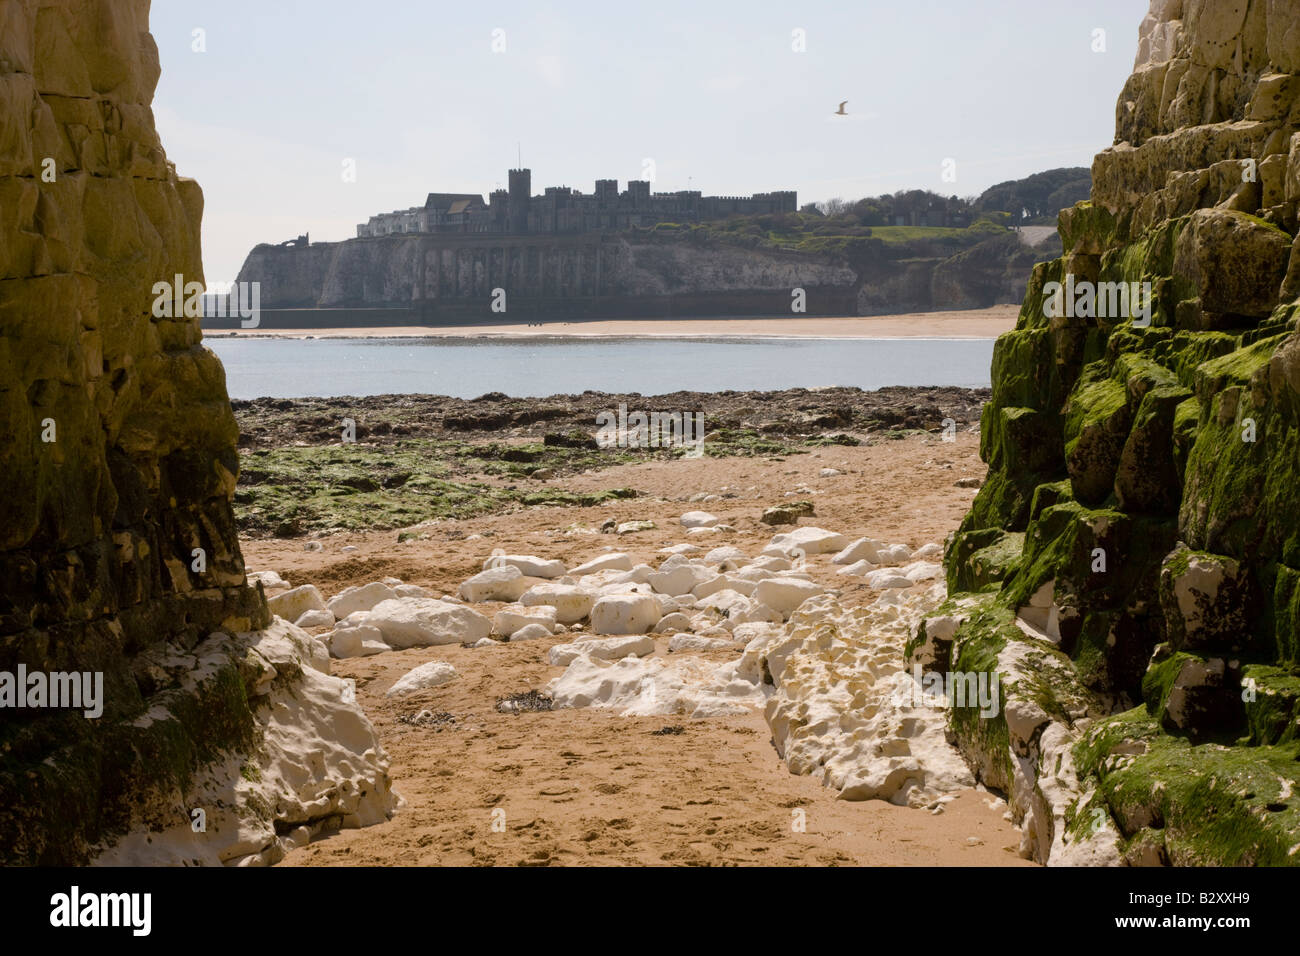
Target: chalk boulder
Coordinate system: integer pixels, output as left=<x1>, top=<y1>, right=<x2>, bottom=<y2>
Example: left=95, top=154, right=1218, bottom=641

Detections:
left=362, top=598, right=492, bottom=648
left=680, top=511, right=721, bottom=528
left=509, top=623, right=555, bottom=642
left=767, top=527, right=849, bottom=556
left=494, top=605, right=560, bottom=638
left=548, top=635, right=656, bottom=666
left=591, top=593, right=662, bottom=635
left=570, top=552, right=635, bottom=576
left=329, top=624, right=389, bottom=659
left=520, top=584, right=596, bottom=624
left=327, top=582, right=398, bottom=619
left=648, top=562, right=717, bottom=596
left=459, top=566, right=531, bottom=603
left=385, top=661, right=458, bottom=697
left=833, top=538, right=884, bottom=565
left=295, top=609, right=336, bottom=629
left=268, top=585, right=328, bottom=622
left=752, top=578, right=825, bottom=619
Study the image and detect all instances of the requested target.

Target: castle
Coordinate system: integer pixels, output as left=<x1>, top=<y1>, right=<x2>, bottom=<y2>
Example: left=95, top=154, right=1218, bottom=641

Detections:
left=356, top=168, right=797, bottom=238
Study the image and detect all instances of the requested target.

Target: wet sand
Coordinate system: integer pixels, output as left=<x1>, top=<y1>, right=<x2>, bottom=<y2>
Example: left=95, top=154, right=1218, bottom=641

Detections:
left=217, top=306, right=1019, bottom=341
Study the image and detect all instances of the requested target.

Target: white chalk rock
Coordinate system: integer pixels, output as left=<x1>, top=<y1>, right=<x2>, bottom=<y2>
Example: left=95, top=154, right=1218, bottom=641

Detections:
left=548, top=635, right=655, bottom=666
left=752, top=578, right=826, bottom=619
left=329, top=624, right=388, bottom=659
left=485, top=554, right=567, bottom=578
left=833, top=537, right=885, bottom=565
left=732, top=621, right=781, bottom=645
left=902, top=561, right=943, bottom=583
left=509, top=623, right=554, bottom=642
left=863, top=568, right=914, bottom=589
left=703, top=546, right=748, bottom=570
left=655, top=612, right=694, bottom=633
left=875, top=543, right=913, bottom=565
left=729, top=600, right=784, bottom=625
left=731, top=565, right=781, bottom=584
left=493, top=604, right=559, bottom=638
left=570, top=552, right=635, bottom=576
left=695, top=625, right=734, bottom=642
left=327, top=582, right=398, bottom=619
left=393, top=584, right=433, bottom=599
left=659, top=543, right=701, bottom=556
left=913, top=543, right=943, bottom=559
left=362, top=598, right=492, bottom=648
left=248, top=570, right=290, bottom=590
left=295, top=608, right=336, bottom=629
left=767, top=526, right=849, bottom=556
left=680, top=511, right=720, bottom=528
left=611, top=564, right=654, bottom=585
left=385, top=661, right=458, bottom=697
left=268, top=585, right=327, bottom=622
left=836, top=559, right=877, bottom=576
left=590, top=593, right=662, bottom=635
left=653, top=595, right=682, bottom=614
left=669, top=633, right=734, bottom=652
left=820, top=468, right=841, bottom=477
left=695, top=588, right=751, bottom=615
left=648, top=562, right=717, bottom=596
left=693, top=574, right=756, bottom=599
left=459, top=566, right=530, bottom=603
left=748, top=555, right=793, bottom=572
left=519, top=584, right=596, bottom=624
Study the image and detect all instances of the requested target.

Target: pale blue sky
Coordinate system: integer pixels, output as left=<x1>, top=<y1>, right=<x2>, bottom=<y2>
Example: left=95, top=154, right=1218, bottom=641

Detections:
left=148, top=1, right=1146, bottom=287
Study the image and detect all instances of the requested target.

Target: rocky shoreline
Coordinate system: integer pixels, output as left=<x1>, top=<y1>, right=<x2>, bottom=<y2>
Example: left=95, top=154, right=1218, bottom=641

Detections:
left=230, top=386, right=989, bottom=538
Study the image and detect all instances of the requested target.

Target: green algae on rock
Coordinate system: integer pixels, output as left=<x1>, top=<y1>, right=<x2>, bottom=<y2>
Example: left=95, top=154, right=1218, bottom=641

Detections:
left=0, top=1, right=395, bottom=864
left=922, top=0, right=1300, bottom=865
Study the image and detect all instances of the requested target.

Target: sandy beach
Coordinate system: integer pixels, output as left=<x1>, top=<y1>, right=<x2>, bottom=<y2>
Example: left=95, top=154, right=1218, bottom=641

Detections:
left=239, top=426, right=1033, bottom=867
left=216, top=306, right=1019, bottom=341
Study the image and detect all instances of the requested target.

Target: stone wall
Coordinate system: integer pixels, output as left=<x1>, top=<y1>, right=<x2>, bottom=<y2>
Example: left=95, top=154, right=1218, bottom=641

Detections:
left=0, top=0, right=393, bottom=864
left=921, top=0, right=1300, bottom=866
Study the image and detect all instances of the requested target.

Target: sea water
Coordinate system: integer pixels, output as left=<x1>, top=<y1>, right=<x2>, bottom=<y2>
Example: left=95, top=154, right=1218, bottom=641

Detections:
left=206, top=335, right=995, bottom=399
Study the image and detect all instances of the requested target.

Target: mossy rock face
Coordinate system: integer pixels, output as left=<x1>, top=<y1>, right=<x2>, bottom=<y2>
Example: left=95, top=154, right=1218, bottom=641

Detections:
left=1064, top=374, right=1131, bottom=504
left=1141, top=649, right=1245, bottom=742
left=1171, top=209, right=1293, bottom=319
left=938, top=5, right=1300, bottom=863
left=943, top=597, right=1018, bottom=792
left=1272, top=565, right=1300, bottom=665
left=966, top=405, right=1064, bottom=532
left=1115, top=384, right=1193, bottom=513
left=1059, top=201, right=1119, bottom=256
left=1158, top=545, right=1258, bottom=654
left=944, top=529, right=1024, bottom=594
left=1180, top=343, right=1300, bottom=567
left=1073, top=604, right=1166, bottom=700
left=1075, top=710, right=1300, bottom=866
left=1241, top=664, right=1300, bottom=746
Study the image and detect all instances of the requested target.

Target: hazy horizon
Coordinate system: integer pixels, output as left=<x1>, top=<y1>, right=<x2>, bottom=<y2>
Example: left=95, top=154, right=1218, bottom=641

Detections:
left=150, top=0, right=1144, bottom=288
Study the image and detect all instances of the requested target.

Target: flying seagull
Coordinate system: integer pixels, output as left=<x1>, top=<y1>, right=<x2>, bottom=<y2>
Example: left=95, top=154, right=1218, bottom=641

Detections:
left=835, top=101, right=848, bottom=115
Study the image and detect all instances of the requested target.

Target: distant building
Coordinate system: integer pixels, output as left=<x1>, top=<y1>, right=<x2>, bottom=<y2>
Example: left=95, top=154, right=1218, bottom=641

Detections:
left=356, top=168, right=796, bottom=238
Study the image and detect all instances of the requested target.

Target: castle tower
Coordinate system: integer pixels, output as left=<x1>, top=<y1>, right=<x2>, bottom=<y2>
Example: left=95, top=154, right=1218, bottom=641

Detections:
left=508, top=168, right=531, bottom=234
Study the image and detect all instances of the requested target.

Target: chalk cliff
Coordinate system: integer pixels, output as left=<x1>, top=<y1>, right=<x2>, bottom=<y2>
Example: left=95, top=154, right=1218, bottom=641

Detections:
left=229, top=229, right=1049, bottom=322
left=0, top=0, right=394, bottom=864
left=923, top=0, right=1300, bottom=865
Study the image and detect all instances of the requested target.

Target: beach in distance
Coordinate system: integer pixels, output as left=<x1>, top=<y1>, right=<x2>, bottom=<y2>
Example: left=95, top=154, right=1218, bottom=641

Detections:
left=210, top=306, right=1019, bottom=341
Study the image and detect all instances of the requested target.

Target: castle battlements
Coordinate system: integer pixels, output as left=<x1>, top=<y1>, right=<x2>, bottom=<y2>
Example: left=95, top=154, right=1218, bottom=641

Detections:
left=357, top=169, right=796, bottom=238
